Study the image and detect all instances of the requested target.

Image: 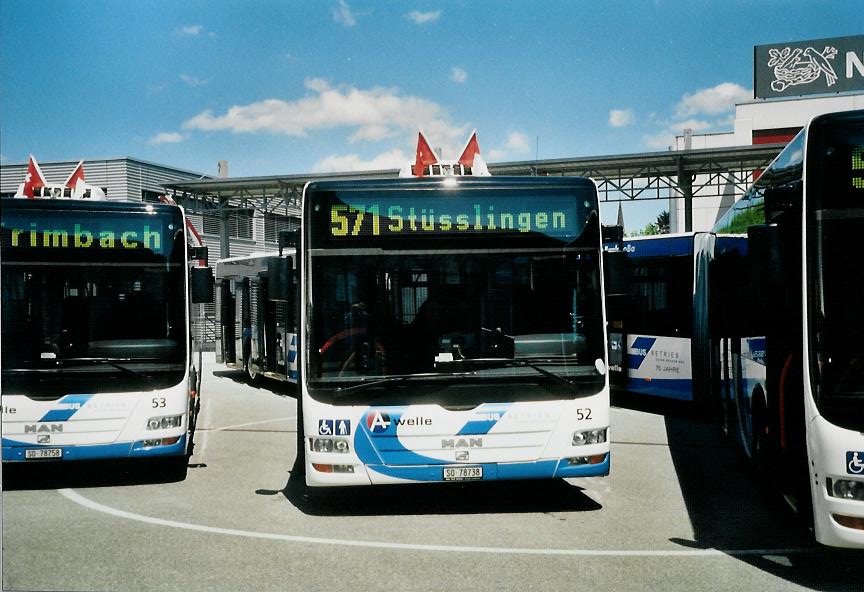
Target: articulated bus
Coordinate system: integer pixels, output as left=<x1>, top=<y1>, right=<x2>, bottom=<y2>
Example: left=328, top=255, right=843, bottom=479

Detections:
left=297, top=176, right=610, bottom=486
left=605, top=110, right=864, bottom=547
left=214, top=248, right=298, bottom=383
left=603, top=231, right=746, bottom=405
left=1, top=197, right=213, bottom=478
left=711, top=110, right=864, bottom=548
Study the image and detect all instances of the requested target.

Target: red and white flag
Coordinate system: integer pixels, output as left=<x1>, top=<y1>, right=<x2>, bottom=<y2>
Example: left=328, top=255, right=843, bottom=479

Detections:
left=64, top=160, right=86, bottom=189
left=458, top=130, right=481, bottom=168
left=22, top=154, right=47, bottom=198
left=413, top=131, right=439, bottom=177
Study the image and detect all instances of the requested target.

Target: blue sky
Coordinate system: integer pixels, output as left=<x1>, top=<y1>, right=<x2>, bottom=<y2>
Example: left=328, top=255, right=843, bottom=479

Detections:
left=1, top=1, right=858, bottom=231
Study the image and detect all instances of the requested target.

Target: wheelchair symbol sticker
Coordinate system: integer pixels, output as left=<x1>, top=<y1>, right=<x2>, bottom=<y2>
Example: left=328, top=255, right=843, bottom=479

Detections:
left=848, top=451, right=864, bottom=475
left=318, top=420, right=334, bottom=436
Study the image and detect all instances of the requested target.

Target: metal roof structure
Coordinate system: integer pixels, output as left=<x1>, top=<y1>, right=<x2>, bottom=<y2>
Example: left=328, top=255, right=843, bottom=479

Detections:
left=163, top=142, right=786, bottom=233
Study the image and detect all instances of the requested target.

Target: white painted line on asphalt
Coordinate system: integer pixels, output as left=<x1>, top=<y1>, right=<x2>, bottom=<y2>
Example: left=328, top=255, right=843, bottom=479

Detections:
left=199, top=417, right=296, bottom=433
left=58, top=489, right=810, bottom=558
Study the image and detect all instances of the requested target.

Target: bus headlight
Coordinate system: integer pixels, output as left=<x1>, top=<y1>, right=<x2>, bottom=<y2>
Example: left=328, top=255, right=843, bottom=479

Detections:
left=572, top=428, right=607, bottom=446
left=147, top=415, right=183, bottom=430
left=311, top=438, right=350, bottom=453
left=827, top=477, right=864, bottom=501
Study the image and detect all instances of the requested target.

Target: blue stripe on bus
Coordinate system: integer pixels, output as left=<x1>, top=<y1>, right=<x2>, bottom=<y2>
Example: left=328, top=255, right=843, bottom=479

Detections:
left=353, top=406, right=610, bottom=482
left=616, top=235, right=694, bottom=258
left=626, top=378, right=694, bottom=401
left=627, top=337, right=657, bottom=370
left=363, top=454, right=610, bottom=482
left=1, top=436, right=186, bottom=462
left=38, top=394, right=95, bottom=422
left=456, top=403, right=512, bottom=436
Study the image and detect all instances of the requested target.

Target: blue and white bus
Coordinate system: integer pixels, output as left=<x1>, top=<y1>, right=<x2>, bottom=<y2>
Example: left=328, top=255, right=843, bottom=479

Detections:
left=603, top=231, right=746, bottom=405
left=297, top=175, right=610, bottom=486
left=215, top=249, right=299, bottom=384
left=1, top=196, right=213, bottom=479
left=710, top=110, right=864, bottom=548
left=605, top=109, right=864, bottom=547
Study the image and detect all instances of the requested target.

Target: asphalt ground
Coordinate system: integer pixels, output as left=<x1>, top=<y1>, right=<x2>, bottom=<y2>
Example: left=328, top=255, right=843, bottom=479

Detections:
left=1, top=354, right=861, bottom=592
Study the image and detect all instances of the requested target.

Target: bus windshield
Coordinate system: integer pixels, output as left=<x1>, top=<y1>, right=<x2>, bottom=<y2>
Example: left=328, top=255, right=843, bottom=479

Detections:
left=807, top=113, right=864, bottom=428
left=1, top=206, right=187, bottom=397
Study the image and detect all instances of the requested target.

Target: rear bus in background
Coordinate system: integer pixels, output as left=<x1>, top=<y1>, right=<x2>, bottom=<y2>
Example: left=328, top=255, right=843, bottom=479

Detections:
left=214, top=245, right=298, bottom=384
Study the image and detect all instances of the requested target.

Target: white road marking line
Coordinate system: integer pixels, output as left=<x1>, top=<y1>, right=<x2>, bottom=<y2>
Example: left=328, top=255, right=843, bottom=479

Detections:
left=199, top=417, right=295, bottom=432
left=58, top=489, right=809, bottom=558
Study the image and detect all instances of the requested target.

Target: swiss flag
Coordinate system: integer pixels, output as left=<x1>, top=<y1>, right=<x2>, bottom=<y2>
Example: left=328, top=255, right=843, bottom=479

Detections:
left=413, top=131, right=439, bottom=177
left=22, top=155, right=47, bottom=199
left=64, top=160, right=86, bottom=189
left=458, top=131, right=481, bottom=168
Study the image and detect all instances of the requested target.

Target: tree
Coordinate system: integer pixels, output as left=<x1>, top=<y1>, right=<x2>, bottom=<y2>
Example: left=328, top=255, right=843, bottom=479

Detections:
left=628, top=210, right=669, bottom=237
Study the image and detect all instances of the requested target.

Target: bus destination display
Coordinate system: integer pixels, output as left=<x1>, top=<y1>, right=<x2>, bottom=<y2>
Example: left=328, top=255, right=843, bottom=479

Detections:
left=323, top=193, right=582, bottom=241
left=1, top=211, right=172, bottom=255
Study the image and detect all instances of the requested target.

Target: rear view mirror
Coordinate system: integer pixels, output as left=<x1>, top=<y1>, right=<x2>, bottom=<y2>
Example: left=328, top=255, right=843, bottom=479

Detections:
left=191, top=266, right=215, bottom=303
left=268, top=256, right=293, bottom=302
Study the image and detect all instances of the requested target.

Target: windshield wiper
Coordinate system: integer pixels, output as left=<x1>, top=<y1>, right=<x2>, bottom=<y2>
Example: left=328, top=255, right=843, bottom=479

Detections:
left=329, top=372, right=475, bottom=396
left=50, top=357, right=167, bottom=382
left=434, top=357, right=597, bottom=395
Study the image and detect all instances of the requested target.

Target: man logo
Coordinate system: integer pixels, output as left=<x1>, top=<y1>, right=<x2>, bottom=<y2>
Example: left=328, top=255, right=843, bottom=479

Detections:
left=366, top=411, right=391, bottom=433
left=24, top=424, right=63, bottom=434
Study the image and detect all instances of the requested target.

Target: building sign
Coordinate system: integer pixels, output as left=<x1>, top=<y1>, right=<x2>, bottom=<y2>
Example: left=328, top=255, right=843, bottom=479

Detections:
left=755, top=35, right=864, bottom=99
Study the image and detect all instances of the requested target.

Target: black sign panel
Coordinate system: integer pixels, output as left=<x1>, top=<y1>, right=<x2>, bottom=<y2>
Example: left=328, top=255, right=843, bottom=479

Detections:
left=755, top=35, right=864, bottom=99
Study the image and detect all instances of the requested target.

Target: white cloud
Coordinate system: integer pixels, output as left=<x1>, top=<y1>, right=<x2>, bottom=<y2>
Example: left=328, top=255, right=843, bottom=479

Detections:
left=333, top=0, right=357, bottom=27
left=640, top=82, right=750, bottom=150
left=487, top=131, right=532, bottom=161
left=641, top=118, right=712, bottom=150
left=178, top=25, right=203, bottom=36
left=671, top=118, right=713, bottom=133
left=641, top=132, right=676, bottom=150
left=608, top=109, right=634, bottom=128
left=450, top=67, right=468, bottom=84
left=183, top=78, right=468, bottom=152
left=675, top=82, right=751, bottom=117
left=148, top=132, right=185, bottom=145
left=312, top=149, right=409, bottom=173
left=180, top=74, right=208, bottom=88
left=406, top=10, right=441, bottom=24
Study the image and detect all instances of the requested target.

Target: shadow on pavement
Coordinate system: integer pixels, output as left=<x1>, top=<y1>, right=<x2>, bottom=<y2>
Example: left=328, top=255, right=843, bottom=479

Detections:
left=277, top=455, right=602, bottom=517
left=663, top=411, right=861, bottom=591
left=212, top=369, right=297, bottom=399
left=2, top=458, right=195, bottom=491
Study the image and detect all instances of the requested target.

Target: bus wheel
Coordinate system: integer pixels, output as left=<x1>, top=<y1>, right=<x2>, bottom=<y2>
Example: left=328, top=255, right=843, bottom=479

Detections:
left=246, top=358, right=260, bottom=384
left=751, top=388, right=770, bottom=475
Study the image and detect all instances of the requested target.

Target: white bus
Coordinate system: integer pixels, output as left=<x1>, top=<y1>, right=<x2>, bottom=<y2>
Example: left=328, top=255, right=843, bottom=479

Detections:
left=297, top=176, right=611, bottom=486
left=1, top=196, right=213, bottom=479
left=708, top=109, right=864, bottom=548
left=604, top=110, right=864, bottom=547
left=214, top=247, right=298, bottom=384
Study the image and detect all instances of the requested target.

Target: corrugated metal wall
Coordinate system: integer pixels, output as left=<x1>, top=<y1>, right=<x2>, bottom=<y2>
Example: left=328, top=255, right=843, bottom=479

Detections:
left=0, top=157, right=207, bottom=201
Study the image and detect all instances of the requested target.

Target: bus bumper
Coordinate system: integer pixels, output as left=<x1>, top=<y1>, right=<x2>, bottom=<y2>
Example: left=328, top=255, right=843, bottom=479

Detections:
left=1, top=435, right=187, bottom=462
left=808, top=416, right=864, bottom=549
left=306, top=453, right=610, bottom=486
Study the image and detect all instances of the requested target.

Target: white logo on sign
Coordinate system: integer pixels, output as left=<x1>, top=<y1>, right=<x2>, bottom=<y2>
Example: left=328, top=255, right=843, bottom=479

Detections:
left=368, top=412, right=390, bottom=432
left=768, top=45, right=838, bottom=92
left=337, top=420, right=350, bottom=436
